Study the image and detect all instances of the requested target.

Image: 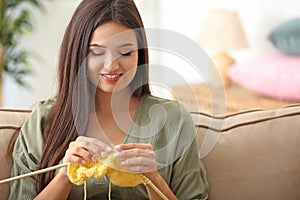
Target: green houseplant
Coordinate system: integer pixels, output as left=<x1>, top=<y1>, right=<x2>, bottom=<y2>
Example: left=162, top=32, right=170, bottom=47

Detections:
left=0, top=0, right=45, bottom=86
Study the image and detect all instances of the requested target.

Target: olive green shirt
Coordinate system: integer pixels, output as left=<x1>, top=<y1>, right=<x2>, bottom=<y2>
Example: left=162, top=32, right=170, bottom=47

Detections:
left=9, top=95, right=208, bottom=200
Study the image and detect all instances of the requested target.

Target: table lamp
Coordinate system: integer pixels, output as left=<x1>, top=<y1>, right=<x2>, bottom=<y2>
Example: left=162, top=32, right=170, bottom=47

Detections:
left=198, top=9, right=248, bottom=87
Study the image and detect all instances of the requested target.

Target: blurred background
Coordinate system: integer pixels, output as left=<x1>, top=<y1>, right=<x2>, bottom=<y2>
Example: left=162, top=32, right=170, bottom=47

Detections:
left=1, top=0, right=300, bottom=108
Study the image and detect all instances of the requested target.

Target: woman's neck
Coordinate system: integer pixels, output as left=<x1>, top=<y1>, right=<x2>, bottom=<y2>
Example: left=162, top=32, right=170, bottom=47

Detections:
left=94, top=88, right=140, bottom=115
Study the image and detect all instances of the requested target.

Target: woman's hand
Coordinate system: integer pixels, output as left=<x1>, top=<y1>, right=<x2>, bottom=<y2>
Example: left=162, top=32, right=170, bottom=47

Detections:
left=36, top=136, right=112, bottom=200
left=114, top=143, right=158, bottom=176
left=114, top=143, right=178, bottom=200
left=59, top=136, right=112, bottom=175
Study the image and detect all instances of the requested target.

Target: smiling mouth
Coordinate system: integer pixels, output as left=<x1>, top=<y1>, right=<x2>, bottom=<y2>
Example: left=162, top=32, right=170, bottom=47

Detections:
left=99, top=73, right=123, bottom=81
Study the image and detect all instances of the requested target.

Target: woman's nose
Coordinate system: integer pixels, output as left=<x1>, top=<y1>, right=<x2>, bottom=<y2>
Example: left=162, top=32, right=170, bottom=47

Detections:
left=104, top=53, right=120, bottom=72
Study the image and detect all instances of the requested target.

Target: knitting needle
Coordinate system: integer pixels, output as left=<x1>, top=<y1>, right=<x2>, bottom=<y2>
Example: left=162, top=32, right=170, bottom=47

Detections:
left=0, top=162, right=69, bottom=185
left=140, top=174, right=169, bottom=200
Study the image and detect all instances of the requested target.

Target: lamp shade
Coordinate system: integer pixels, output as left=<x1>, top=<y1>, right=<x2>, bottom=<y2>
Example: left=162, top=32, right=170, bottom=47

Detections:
left=198, top=9, right=248, bottom=51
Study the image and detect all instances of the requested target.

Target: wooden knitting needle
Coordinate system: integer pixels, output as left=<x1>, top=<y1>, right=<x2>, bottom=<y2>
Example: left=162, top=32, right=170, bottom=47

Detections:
left=0, top=162, right=69, bottom=185
left=140, top=174, right=169, bottom=200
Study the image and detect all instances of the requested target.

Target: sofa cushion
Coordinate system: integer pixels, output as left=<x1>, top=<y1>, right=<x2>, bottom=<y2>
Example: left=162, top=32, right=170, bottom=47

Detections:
left=0, top=109, right=31, bottom=200
left=192, top=104, right=300, bottom=200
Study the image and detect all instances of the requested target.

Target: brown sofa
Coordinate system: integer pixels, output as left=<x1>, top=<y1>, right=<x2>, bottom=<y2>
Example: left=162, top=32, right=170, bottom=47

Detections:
left=1, top=105, right=300, bottom=200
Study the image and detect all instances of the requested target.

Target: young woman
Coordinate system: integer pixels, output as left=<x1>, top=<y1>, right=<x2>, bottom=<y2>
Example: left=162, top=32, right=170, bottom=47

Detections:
left=9, top=0, right=208, bottom=199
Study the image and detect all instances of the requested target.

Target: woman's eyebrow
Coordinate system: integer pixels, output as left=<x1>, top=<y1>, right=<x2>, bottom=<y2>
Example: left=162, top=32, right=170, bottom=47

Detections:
left=117, top=43, right=136, bottom=48
left=89, top=43, right=136, bottom=48
left=89, top=44, right=106, bottom=48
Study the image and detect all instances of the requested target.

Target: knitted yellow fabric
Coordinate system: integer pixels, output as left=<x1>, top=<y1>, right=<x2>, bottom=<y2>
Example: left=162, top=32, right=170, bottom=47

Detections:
left=67, top=153, right=145, bottom=187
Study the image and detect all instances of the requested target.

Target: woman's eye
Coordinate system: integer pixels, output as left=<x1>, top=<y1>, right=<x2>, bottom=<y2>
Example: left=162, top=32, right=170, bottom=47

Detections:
left=120, top=51, right=132, bottom=56
left=89, top=48, right=105, bottom=56
left=90, top=50, right=104, bottom=56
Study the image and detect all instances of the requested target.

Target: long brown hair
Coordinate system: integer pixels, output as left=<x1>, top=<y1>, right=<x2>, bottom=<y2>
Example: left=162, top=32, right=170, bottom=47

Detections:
left=36, top=0, right=150, bottom=193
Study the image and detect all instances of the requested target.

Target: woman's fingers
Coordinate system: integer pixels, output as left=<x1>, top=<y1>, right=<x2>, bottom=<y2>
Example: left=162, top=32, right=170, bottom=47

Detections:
left=63, top=136, right=112, bottom=164
left=121, top=156, right=156, bottom=172
left=76, top=136, right=112, bottom=159
left=115, top=148, right=155, bottom=160
left=64, top=141, right=91, bottom=163
left=115, top=143, right=153, bottom=151
left=113, top=143, right=157, bottom=173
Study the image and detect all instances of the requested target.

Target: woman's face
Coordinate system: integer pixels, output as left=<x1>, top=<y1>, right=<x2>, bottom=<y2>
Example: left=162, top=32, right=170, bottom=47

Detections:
left=88, top=21, right=138, bottom=93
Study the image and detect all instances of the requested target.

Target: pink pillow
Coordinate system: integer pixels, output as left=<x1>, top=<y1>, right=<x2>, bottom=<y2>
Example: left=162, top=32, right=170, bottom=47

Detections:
left=227, top=52, right=300, bottom=101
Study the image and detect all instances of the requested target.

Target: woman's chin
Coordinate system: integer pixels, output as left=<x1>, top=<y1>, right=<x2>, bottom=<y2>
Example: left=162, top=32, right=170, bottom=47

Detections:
left=96, top=85, right=127, bottom=94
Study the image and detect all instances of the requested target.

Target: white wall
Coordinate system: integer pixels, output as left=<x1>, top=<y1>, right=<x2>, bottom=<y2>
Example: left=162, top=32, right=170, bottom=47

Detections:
left=3, top=0, right=300, bottom=108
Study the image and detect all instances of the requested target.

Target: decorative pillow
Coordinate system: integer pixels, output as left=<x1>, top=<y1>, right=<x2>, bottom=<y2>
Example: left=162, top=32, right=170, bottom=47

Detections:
left=268, top=18, right=300, bottom=55
left=227, top=52, right=300, bottom=101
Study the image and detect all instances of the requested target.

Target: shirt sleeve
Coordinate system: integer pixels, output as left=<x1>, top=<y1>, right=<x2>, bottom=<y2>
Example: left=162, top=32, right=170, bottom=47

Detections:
left=9, top=100, right=53, bottom=200
left=169, top=106, right=209, bottom=200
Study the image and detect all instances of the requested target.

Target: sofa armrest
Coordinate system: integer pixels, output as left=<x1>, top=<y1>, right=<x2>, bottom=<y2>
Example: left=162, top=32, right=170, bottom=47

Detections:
left=0, top=109, right=31, bottom=200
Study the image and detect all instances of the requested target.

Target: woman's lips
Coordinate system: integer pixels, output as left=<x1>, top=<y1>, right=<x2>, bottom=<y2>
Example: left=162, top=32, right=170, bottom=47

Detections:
left=99, top=73, right=123, bottom=82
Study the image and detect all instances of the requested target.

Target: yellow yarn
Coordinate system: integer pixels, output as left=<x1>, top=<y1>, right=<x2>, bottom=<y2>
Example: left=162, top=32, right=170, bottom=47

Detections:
left=67, top=160, right=107, bottom=185
left=107, top=167, right=145, bottom=187
left=67, top=153, right=145, bottom=187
